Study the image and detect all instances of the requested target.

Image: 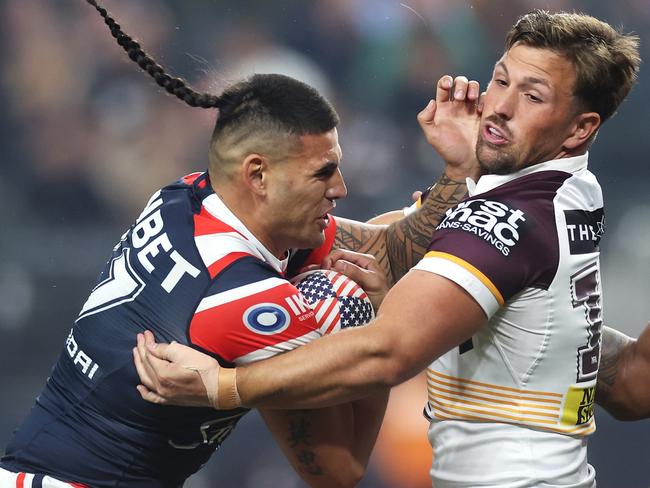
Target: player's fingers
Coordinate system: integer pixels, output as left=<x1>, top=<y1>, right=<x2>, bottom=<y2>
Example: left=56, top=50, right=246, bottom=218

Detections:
left=467, top=80, right=480, bottom=103
left=477, top=91, right=486, bottom=115
left=333, top=259, right=379, bottom=286
left=133, top=345, right=156, bottom=390
left=143, top=330, right=157, bottom=348
left=416, top=99, right=436, bottom=126
left=451, top=76, right=469, bottom=101
left=327, top=249, right=377, bottom=271
left=332, top=260, right=388, bottom=308
left=136, top=384, right=168, bottom=404
left=135, top=334, right=165, bottom=390
left=412, top=190, right=423, bottom=203
left=436, top=75, right=453, bottom=102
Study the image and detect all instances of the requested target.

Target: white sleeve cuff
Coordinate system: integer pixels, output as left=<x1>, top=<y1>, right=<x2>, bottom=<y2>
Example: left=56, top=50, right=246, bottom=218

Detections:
left=414, top=255, right=501, bottom=317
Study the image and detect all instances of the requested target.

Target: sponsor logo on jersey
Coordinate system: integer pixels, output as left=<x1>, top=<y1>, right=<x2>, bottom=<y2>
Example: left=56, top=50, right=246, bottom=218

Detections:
left=564, top=208, right=605, bottom=255
left=65, top=329, right=100, bottom=381
left=284, top=294, right=316, bottom=322
left=561, top=384, right=596, bottom=426
left=243, top=303, right=291, bottom=335
left=437, top=199, right=527, bottom=256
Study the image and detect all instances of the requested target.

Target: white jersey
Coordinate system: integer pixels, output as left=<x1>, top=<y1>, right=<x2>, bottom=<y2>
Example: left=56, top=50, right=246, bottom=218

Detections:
left=414, top=154, right=604, bottom=487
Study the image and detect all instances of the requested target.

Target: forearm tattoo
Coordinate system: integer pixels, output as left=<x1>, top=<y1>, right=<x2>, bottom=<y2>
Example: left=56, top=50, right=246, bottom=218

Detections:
left=333, top=174, right=467, bottom=285
left=334, top=218, right=391, bottom=284
left=286, top=412, right=324, bottom=476
left=596, top=326, right=633, bottom=404
left=386, top=174, right=468, bottom=281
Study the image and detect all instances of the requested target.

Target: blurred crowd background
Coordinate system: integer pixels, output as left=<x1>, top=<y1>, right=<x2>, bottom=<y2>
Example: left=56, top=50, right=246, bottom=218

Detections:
left=1, top=0, right=649, bottom=486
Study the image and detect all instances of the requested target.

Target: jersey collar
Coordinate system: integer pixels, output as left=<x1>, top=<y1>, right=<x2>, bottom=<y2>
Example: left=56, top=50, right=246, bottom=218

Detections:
left=202, top=193, right=289, bottom=274
left=468, top=152, right=589, bottom=197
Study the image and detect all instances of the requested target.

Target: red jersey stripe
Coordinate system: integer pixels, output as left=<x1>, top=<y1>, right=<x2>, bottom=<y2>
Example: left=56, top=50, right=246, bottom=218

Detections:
left=181, top=172, right=203, bottom=186
left=194, top=207, right=245, bottom=238
left=207, top=252, right=251, bottom=279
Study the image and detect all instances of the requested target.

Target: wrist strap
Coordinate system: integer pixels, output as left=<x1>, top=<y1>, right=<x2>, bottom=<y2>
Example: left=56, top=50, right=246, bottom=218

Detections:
left=214, top=367, right=241, bottom=410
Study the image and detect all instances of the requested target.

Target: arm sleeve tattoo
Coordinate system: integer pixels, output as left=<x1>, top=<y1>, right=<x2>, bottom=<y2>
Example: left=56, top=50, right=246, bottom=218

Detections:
left=385, top=174, right=468, bottom=281
left=333, top=174, right=468, bottom=284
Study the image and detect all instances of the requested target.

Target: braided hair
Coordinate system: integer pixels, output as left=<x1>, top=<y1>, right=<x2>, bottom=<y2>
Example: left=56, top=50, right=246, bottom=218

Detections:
left=86, top=0, right=339, bottom=136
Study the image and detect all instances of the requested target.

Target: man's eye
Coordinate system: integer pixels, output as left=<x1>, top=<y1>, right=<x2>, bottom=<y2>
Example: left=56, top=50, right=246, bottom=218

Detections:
left=314, top=165, right=337, bottom=178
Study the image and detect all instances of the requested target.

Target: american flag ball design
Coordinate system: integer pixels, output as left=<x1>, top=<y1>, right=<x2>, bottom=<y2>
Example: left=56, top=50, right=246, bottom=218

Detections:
left=290, top=270, right=374, bottom=334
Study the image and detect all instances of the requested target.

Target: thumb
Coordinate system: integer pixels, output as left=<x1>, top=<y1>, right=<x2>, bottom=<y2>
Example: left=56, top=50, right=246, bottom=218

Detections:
left=417, top=99, right=437, bottom=126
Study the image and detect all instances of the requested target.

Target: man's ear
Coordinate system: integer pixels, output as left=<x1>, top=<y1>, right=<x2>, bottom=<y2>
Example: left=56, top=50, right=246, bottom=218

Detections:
left=241, top=153, right=268, bottom=196
left=563, top=111, right=601, bottom=151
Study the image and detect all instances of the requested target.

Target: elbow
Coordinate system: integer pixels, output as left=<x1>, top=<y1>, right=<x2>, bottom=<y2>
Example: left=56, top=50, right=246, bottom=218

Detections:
left=305, top=456, right=366, bottom=488
left=603, top=402, right=649, bottom=422
left=329, top=456, right=366, bottom=488
left=379, top=355, right=415, bottom=388
left=597, top=385, right=650, bottom=421
left=335, top=462, right=366, bottom=488
left=366, top=340, right=420, bottom=390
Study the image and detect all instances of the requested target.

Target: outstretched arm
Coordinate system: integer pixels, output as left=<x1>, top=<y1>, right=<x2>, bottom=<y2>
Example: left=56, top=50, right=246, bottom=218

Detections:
left=334, top=175, right=468, bottom=285
left=134, top=268, right=485, bottom=410
left=596, top=324, right=650, bottom=420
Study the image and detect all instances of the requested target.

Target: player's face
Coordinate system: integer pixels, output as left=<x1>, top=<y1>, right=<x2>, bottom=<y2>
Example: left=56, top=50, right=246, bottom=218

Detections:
left=476, top=44, right=582, bottom=175
left=265, top=128, right=347, bottom=254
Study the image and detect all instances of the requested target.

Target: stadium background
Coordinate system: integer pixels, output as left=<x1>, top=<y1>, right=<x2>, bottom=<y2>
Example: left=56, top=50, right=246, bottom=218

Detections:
left=1, top=0, right=649, bottom=486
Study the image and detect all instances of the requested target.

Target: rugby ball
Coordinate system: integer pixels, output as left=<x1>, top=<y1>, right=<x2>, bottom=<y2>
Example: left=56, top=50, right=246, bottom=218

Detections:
left=290, top=269, right=375, bottom=334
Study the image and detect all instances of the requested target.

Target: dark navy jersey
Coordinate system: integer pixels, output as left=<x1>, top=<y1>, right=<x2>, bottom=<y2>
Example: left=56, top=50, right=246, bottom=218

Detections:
left=2, top=172, right=337, bottom=487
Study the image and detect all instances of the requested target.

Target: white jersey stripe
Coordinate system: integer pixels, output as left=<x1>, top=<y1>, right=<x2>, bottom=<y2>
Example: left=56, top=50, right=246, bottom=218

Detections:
left=194, top=233, right=260, bottom=269
left=234, top=330, right=323, bottom=364
left=415, top=257, right=500, bottom=317
left=196, top=277, right=288, bottom=313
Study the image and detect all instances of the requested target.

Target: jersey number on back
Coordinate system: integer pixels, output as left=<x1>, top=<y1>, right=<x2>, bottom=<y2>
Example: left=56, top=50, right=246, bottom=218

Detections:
left=571, top=261, right=602, bottom=383
left=77, top=248, right=145, bottom=320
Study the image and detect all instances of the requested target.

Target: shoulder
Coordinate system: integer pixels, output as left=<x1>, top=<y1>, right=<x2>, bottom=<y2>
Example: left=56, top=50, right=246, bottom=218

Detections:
left=190, top=256, right=322, bottom=365
left=417, top=171, right=574, bottom=314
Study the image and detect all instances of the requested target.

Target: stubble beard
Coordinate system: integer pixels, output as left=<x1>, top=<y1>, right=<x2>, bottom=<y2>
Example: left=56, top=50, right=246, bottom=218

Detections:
left=475, top=138, right=519, bottom=176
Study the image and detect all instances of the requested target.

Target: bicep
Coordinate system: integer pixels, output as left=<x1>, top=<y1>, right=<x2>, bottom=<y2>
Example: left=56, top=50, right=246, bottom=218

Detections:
left=374, top=269, right=487, bottom=383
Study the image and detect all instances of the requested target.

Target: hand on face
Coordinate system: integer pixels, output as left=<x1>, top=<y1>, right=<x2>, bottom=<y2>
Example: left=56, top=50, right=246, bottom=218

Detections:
left=321, top=249, right=389, bottom=310
left=417, top=75, right=483, bottom=181
left=133, top=330, right=218, bottom=408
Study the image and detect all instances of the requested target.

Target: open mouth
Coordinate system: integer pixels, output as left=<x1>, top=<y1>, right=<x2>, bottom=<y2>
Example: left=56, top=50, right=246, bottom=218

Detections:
left=483, top=124, right=509, bottom=145
left=317, top=210, right=332, bottom=230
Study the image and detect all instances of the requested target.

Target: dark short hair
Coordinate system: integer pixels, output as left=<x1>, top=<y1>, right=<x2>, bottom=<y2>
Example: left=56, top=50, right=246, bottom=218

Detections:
left=505, top=10, right=641, bottom=122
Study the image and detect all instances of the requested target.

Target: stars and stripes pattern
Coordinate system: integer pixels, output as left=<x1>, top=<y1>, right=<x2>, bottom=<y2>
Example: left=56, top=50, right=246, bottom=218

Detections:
left=292, top=270, right=374, bottom=334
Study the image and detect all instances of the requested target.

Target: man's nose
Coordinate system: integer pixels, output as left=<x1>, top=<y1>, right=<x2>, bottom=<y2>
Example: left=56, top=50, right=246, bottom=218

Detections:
left=493, top=89, right=516, bottom=120
left=327, top=169, right=347, bottom=200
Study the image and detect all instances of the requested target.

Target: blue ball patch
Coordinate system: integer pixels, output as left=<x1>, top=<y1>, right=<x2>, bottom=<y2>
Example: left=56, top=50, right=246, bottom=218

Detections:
left=243, top=303, right=290, bottom=335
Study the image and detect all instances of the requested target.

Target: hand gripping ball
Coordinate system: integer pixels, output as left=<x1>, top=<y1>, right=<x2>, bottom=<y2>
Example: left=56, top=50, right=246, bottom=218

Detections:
left=290, top=269, right=375, bottom=334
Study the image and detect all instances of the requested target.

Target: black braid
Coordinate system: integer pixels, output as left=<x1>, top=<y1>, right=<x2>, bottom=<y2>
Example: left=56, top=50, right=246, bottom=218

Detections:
left=86, top=0, right=221, bottom=109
